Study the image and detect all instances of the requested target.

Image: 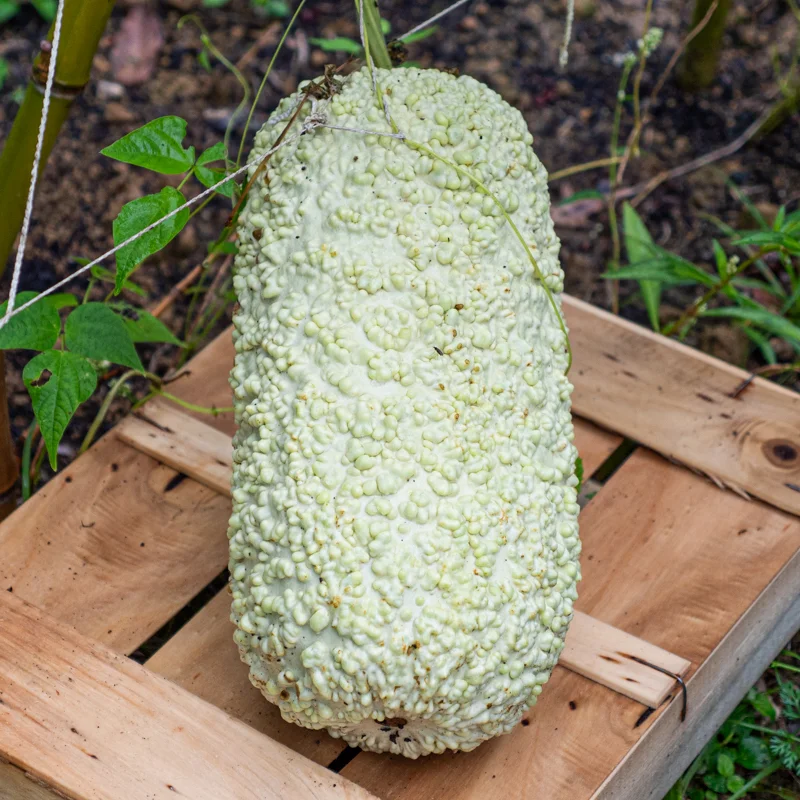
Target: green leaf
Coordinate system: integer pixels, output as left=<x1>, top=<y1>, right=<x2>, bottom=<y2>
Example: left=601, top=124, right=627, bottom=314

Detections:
left=23, top=350, right=97, bottom=470
left=740, top=325, right=777, bottom=365
left=716, top=752, right=735, bottom=778
left=701, top=305, right=800, bottom=345
left=0, top=1, right=20, bottom=24
left=48, top=293, right=79, bottom=309
left=557, top=189, right=604, bottom=206
left=198, top=48, right=212, bottom=72
left=623, top=202, right=662, bottom=332
left=101, top=116, right=195, bottom=175
left=261, top=0, right=290, bottom=16
left=745, top=688, right=775, bottom=720
left=399, top=25, right=439, bottom=44
left=773, top=205, right=786, bottom=231
left=110, top=304, right=182, bottom=346
left=209, top=239, right=238, bottom=255
left=737, top=736, right=772, bottom=770
left=726, top=775, right=745, bottom=794
left=89, top=265, right=147, bottom=297
left=202, top=0, right=229, bottom=5
left=0, top=291, right=62, bottom=351
left=702, top=772, right=728, bottom=793
left=0, top=57, right=9, bottom=91
left=30, top=0, right=55, bottom=20
left=64, top=302, right=143, bottom=371
left=603, top=257, right=714, bottom=288
left=113, top=187, right=189, bottom=290
left=195, top=142, right=236, bottom=198
left=574, top=456, right=584, bottom=493
left=380, top=17, right=391, bottom=34
left=309, top=36, right=363, bottom=55
left=734, top=231, right=800, bottom=254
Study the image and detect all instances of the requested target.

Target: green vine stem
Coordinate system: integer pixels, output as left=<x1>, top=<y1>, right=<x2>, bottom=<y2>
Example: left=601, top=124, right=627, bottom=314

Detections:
left=357, top=0, right=392, bottom=70
left=20, top=420, right=38, bottom=501
left=661, top=248, right=770, bottom=337
left=80, top=369, right=140, bottom=453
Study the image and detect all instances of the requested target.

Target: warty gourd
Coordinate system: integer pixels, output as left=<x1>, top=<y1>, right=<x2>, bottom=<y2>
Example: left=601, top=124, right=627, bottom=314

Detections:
left=228, top=66, right=580, bottom=758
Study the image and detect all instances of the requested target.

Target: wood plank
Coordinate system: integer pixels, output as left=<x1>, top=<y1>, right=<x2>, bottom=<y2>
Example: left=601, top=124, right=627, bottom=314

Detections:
left=563, top=295, right=800, bottom=515
left=561, top=612, right=690, bottom=708
left=0, top=591, right=376, bottom=800
left=0, top=433, right=229, bottom=654
left=340, top=449, right=800, bottom=799
left=116, top=399, right=233, bottom=496
left=0, top=329, right=237, bottom=655
left=145, top=590, right=347, bottom=766
left=594, top=546, right=800, bottom=799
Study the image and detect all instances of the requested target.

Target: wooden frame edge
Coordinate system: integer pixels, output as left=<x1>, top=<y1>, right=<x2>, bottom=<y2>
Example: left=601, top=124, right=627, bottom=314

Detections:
left=592, top=543, right=800, bottom=799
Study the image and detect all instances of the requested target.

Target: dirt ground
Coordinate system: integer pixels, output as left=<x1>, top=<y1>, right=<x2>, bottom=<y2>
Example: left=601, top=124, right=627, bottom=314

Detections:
left=1, top=0, right=799, bottom=446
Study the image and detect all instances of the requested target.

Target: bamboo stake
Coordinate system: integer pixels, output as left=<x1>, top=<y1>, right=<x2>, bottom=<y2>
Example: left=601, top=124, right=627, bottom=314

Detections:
left=0, top=0, right=116, bottom=271
left=0, top=0, right=115, bottom=507
left=677, top=0, right=731, bottom=91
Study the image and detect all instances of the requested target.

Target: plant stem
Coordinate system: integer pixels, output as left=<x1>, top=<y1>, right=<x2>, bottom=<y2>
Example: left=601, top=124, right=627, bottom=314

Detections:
left=20, top=420, right=37, bottom=502
left=631, top=0, right=654, bottom=156
left=0, top=0, right=116, bottom=272
left=358, top=0, right=392, bottom=70
left=677, top=0, right=732, bottom=90
left=236, top=0, right=308, bottom=169
left=607, top=57, right=636, bottom=314
left=157, top=391, right=233, bottom=416
left=80, top=369, right=140, bottom=453
left=661, top=248, right=769, bottom=337
left=548, top=156, right=622, bottom=182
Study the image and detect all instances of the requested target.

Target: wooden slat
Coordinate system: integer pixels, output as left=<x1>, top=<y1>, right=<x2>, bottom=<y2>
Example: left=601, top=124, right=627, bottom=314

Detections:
left=117, top=400, right=233, bottom=496
left=561, top=612, right=690, bottom=708
left=145, top=590, right=347, bottom=766
left=0, top=331, right=237, bottom=654
left=0, top=592, right=375, bottom=800
left=340, top=449, right=800, bottom=799
left=564, top=295, right=800, bottom=515
left=595, top=546, right=800, bottom=799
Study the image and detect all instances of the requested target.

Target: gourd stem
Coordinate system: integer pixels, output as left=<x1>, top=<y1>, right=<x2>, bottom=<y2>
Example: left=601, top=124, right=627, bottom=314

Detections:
left=358, top=0, right=392, bottom=70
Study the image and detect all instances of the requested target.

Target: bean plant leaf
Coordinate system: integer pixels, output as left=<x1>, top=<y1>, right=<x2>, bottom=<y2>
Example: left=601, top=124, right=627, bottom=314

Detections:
left=716, top=752, right=734, bottom=778
left=557, top=189, right=604, bottom=206
left=30, top=0, right=55, bottom=20
left=64, top=302, right=144, bottom=371
left=110, top=303, right=182, bottom=346
left=113, top=186, right=189, bottom=291
left=0, top=2, right=20, bottom=24
left=195, top=143, right=236, bottom=198
left=622, top=203, right=662, bottom=332
left=23, top=350, right=97, bottom=469
left=101, top=116, right=195, bottom=174
left=309, top=36, right=363, bottom=55
left=0, top=291, right=63, bottom=351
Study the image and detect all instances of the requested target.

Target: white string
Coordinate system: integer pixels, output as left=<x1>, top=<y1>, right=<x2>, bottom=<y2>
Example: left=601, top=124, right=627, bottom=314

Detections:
left=559, top=0, right=575, bottom=68
left=0, top=126, right=314, bottom=328
left=1, top=0, right=65, bottom=326
left=398, top=0, right=472, bottom=40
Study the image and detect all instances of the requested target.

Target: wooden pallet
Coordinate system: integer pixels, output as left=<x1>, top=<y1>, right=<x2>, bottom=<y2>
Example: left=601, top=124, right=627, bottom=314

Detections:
left=1, top=295, right=798, bottom=800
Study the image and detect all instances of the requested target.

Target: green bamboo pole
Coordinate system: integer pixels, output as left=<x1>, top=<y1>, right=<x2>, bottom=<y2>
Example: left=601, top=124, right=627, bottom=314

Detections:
left=0, top=0, right=114, bottom=509
left=0, top=0, right=116, bottom=272
left=677, top=0, right=732, bottom=90
left=357, top=0, right=392, bottom=70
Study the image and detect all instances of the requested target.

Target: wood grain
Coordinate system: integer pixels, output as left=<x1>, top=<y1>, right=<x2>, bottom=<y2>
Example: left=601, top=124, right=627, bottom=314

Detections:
left=145, top=590, right=347, bottom=766
left=564, top=295, right=800, bottom=514
left=340, top=449, right=800, bottom=798
left=0, top=433, right=230, bottom=654
left=561, top=612, right=690, bottom=708
left=0, top=592, right=375, bottom=800
left=116, top=399, right=233, bottom=496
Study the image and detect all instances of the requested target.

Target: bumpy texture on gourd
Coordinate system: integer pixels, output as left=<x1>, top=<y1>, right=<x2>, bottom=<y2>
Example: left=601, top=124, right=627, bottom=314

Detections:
left=229, top=67, right=580, bottom=758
